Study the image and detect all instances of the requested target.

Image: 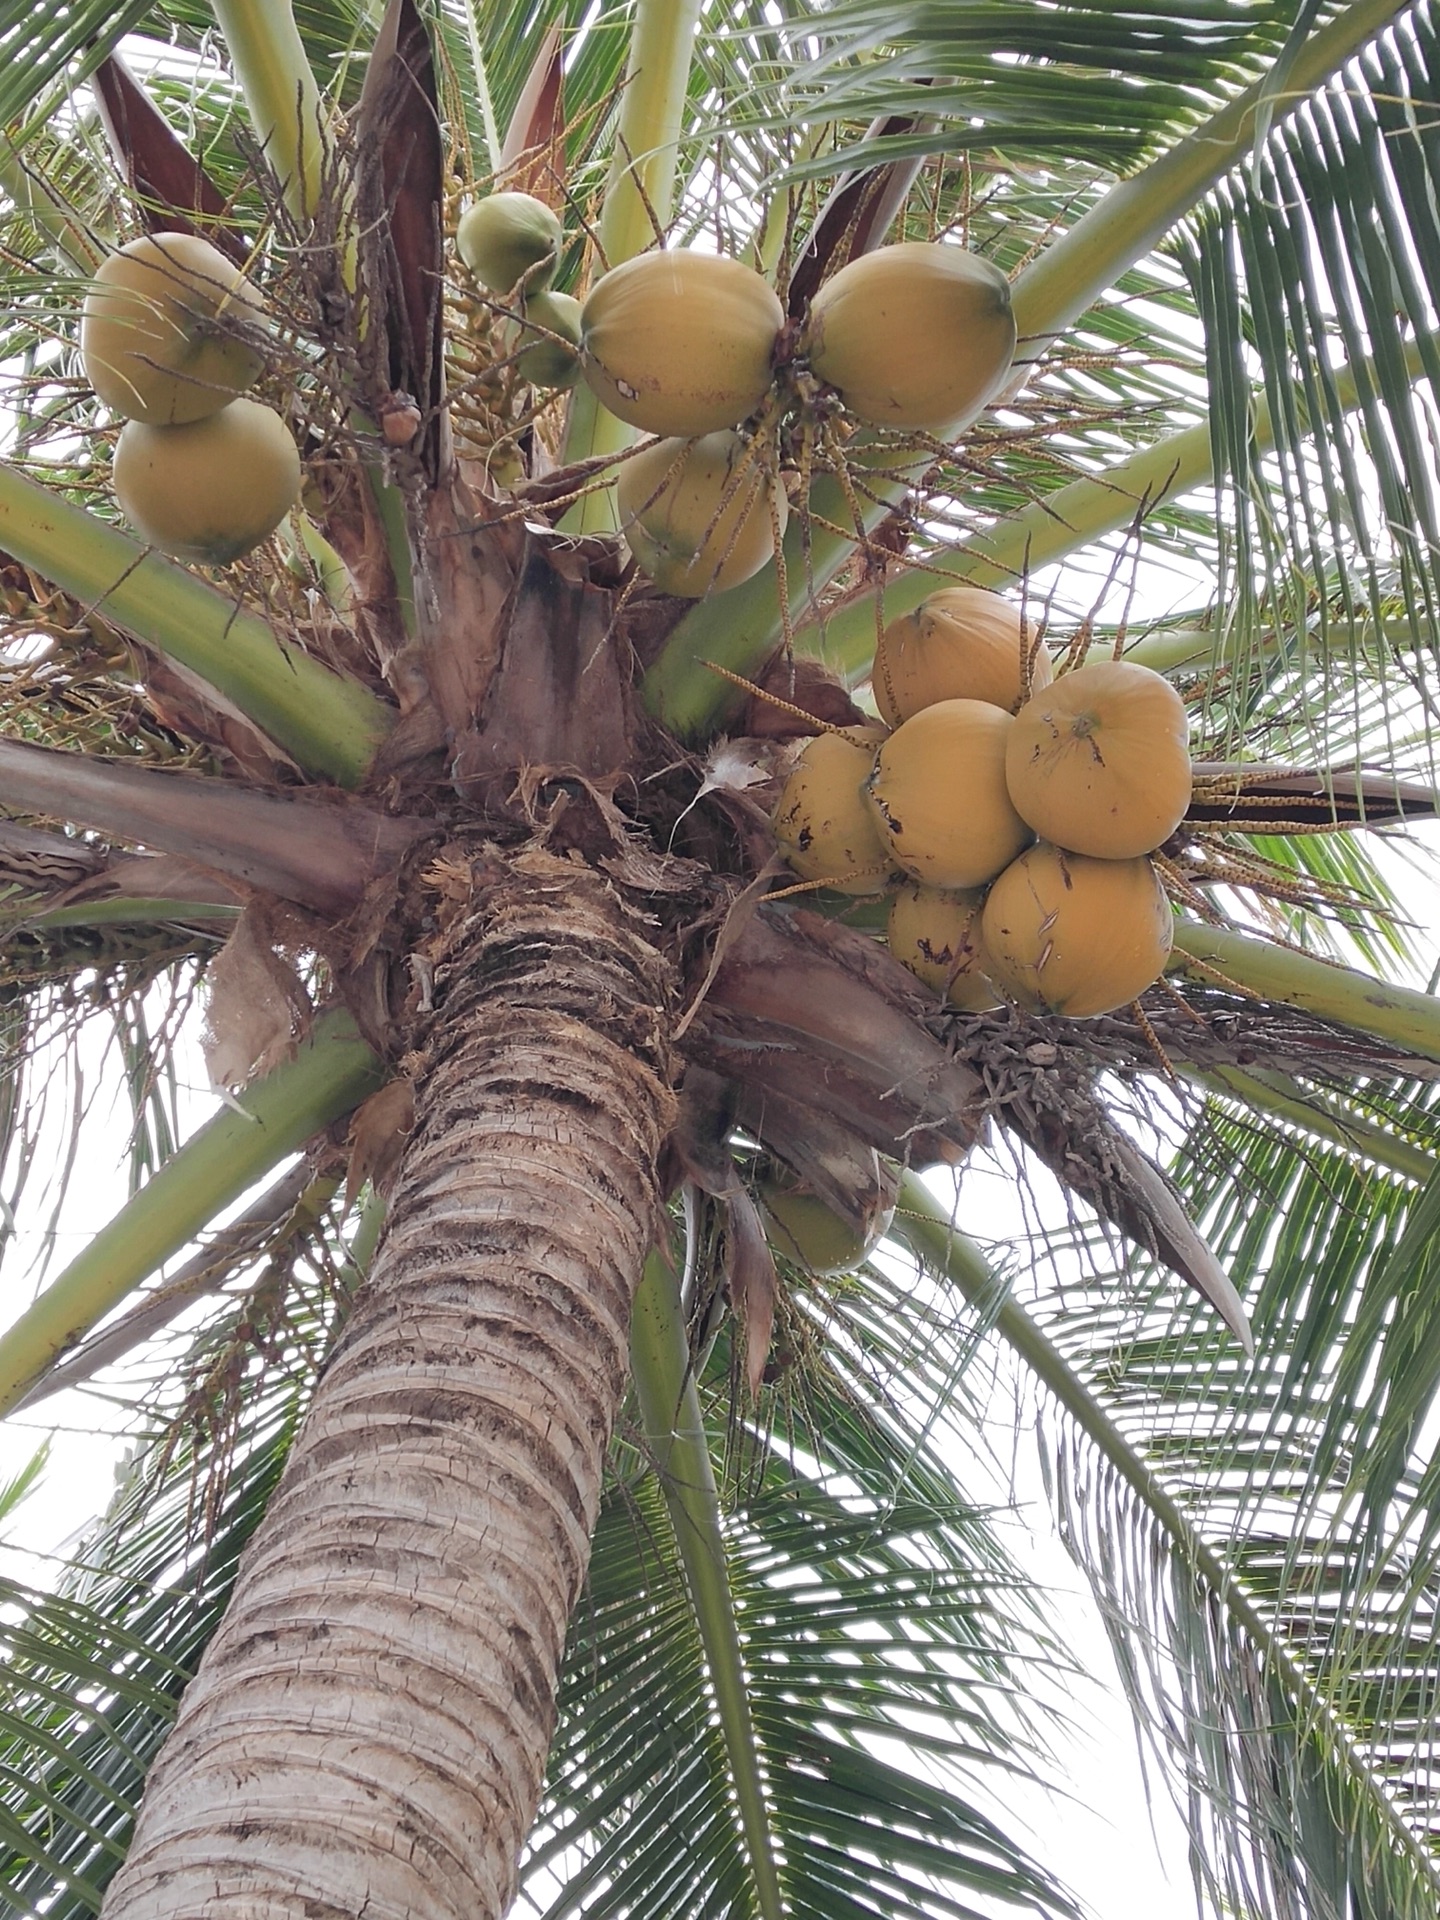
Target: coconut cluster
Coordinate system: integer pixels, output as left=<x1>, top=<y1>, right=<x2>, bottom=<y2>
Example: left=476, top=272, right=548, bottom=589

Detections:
left=81, top=233, right=300, bottom=565
left=771, top=587, right=1193, bottom=1019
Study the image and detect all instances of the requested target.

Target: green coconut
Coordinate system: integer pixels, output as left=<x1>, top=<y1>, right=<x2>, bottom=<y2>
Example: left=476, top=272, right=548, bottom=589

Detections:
left=504, top=290, right=582, bottom=388
left=760, top=1179, right=893, bottom=1276
left=456, top=191, right=562, bottom=293
left=581, top=249, right=784, bottom=437
left=803, top=242, right=1016, bottom=433
left=617, top=431, right=784, bottom=597
left=113, top=399, right=302, bottom=565
left=772, top=727, right=895, bottom=895
left=81, top=232, right=265, bottom=426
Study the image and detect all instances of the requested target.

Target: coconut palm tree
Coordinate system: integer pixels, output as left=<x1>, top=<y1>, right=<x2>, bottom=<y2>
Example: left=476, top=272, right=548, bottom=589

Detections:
left=5, top=0, right=1440, bottom=1915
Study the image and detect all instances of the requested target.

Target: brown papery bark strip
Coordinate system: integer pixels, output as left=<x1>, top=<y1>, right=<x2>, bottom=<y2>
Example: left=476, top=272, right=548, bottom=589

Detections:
left=101, top=850, right=677, bottom=1920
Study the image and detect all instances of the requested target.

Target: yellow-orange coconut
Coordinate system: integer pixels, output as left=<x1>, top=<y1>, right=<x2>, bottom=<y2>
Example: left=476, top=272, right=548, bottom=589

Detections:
left=456, top=191, right=562, bottom=293
left=804, top=242, right=1016, bottom=433
left=772, top=727, right=894, bottom=895
left=1006, top=658, right=1191, bottom=859
left=617, top=431, right=784, bottom=596
left=865, top=699, right=1031, bottom=890
left=887, top=884, right=1000, bottom=1011
left=81, top=232, right=264, bottom=426
left=112, top=399, right=301, bottom=565
left=581, top=250, right=783, bottom=437
left=981, top=844, right=1172, bottom=1017
left=873, top=585, right=1050, bottom=726
left=761, top=1178, right=893, bottom=1277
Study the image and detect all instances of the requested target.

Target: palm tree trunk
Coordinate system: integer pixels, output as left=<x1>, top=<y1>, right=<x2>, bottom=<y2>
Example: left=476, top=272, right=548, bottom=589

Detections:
left=100, top=849, right=678, bottom=1920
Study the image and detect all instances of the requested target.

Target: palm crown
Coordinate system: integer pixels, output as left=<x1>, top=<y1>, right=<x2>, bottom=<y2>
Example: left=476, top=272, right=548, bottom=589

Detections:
left=4, top=2, right=1440, bottom=1917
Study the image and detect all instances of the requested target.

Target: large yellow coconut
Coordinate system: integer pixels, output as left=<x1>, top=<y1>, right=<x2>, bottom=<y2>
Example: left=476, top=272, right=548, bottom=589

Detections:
left=761, top=1178, right=893, bottom=1276
left=113, top=399, right=301, bottom=564
left=80, top=232, right=265, bottom=426
left=772, top=727, right=894, bottom=895
left=873, top=586, right=1051, bottom=725
left=803, top=242, right=1016, bottom=433
left=865, top=699, right=1031, bottom=890
left=886, top=883, right=1000, bottom=1011
left=503, top=290, right=582, bottom=388
left=1006, top=658, right=1192, bottom=859
left=981, top=844, right=1173, bottom=1017
left=581, top=250, right=784, bottom=437
left=456, top=191, right=562, bottom=293
left=617, top=431, right=785, bottom=597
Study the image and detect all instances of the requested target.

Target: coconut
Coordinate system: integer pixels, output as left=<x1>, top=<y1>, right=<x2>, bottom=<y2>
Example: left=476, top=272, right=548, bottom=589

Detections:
left=504, top=290, right=582, bottom=388
left=113, top=399, right=301, bottom=565
left=772, top=727, right=894, bottom=895
left=1006, top=659, right=1191, bottom=859
left=873, top=585, right=1050, bottom=726
left=80, top=232, right=265, bottom=426
left=886, top=883, right=1000, bottom=1011
left=865, top=699, right=1031, bottom=890
left=803, top=242, right=1016, bottom=433
left=981, top=844, right=1172, bottom=1018
left=617, top=431, right=784, bottom=597
left=761, top=1178, right=893, bottom=1276
left=581, top=250, right=783, bottom=437
left=456, top=191, right=562, bottom=293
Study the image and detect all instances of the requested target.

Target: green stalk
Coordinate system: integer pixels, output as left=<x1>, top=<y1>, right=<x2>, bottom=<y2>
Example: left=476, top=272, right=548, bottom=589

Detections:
left=0, top=464, right=392, bottom=786
left=19, top=899, right=239, bottom=930
left=1170, top=921, right=1440, bottom=1066
left=0, top=1010, right=386, bottom=1419
left=892, top=1174, right=1440, bottom=1908
left=629, top=1252, right=785, bottom=1920
left=1008, top=0, right=1406, bottom=355
left=0, top=137, right=104, bottom=274
left=210, top=0, right=329, bottom=223
left=1183, top=1065, right=1437, bottom=1185
left=560, top=0, right=706, bottom=522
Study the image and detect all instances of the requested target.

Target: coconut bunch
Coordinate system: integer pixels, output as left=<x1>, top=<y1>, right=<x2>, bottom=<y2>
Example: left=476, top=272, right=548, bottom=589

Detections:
left=771, top=586, right=1194, bottom=1019
left=81, top=233, right=301, bottom=565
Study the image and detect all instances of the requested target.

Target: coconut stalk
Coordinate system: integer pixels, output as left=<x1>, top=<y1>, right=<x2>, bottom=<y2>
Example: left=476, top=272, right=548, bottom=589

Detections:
left=560, top=0, right=706, bottom=521
left=1183, top=1065, right=1437, bottom=1186
left=628, top=1250, right=786, bottom=1920
left=1170, top=921, right=1440, bottom=1066
left=0, top=464, right=392, bottom=785
left=209, top=0, right=329, bottom=223
left=0, top=1009, right=387, bottom=1417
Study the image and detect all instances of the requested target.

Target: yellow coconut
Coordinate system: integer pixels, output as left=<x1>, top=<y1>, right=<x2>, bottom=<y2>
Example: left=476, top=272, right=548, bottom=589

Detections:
left=581, top=250, right=783, bottom=437
left=617, top=431, right=785, bottom=597
left=504, top=290, right=582, bottom=388
left=1006, top=659, right=1192, bottom=860
left=456, top=191, right=562, bottom=293
left=981, top=844, right=1173, bottom=1018
left=873, top=586, right=1050, bottom=726
left=761, top=1179, right=893, bottom=1276
left=865, top=699, right=1031, bottom=890
left=80, top=232, right=265, bottom=426
left=803, top=242, right=1016, bottom=433
left=112, top=399, right=302, bottom=565
left=886, top=883, right=1001, bottom=1011
left=772, top=727, right=894, bottom=895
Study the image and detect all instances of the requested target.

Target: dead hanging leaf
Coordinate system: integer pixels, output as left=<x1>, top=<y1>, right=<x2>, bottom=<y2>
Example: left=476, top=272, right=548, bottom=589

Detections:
left=202, top=913, right=311, bottom=1092
left=724, top=1185, right=777, bottom=1399
left=345, top=1078, right=415, bottom=1212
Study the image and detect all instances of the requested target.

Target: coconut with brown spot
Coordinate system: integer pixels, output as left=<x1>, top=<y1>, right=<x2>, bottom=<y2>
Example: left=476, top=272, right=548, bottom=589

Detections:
left=772, top=727, right=894, bottom=895
left=865, top=698, right=1031, bottom=890
left=886, top=883, right=1000, bottom=1010
left=873, top=585, right=1050, bottom=725
left=981, top=843, right=1172, bottom=1017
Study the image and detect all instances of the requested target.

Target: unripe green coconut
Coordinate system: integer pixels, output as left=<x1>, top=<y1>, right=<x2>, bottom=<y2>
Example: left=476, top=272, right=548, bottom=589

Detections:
left=113, top=399, right=301, bottom=564
left=874, top=585, right=1050, bottom=726
left=617, top=431, right=784, bottom=596
left=456, top=191, right=561, bottom=293
left=804, top=242, right=1016, bottom=433
left=581, top=250, right=783, bottom=437
left=761, top=1179, right=893, bottom=1276
left=772, top=727, right=895, bottom=895
left=886, top=883, right=1000, bottom=1011
left=865, top=699, right=1032, bottom=890
left=981, top=844, right=1173, bottom=1017
left=81, top=232, right=265, bottom=426
left=504, top=290, right=582, bottom=388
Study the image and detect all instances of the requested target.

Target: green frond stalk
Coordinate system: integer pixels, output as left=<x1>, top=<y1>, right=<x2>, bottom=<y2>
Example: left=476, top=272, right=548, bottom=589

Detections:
left=1171, top=921, right=1440, bottom=1066
left=0, top=464, right=393, bottom=785
left=22, top=899, right=240, bottom=930
left=629, top=1251, right=786, bottom=1920
left=1184, top=1066, right=1438, bottom=1185
left=209, top=0, right=329, bottom=223
left=0, top=136, right=104, bottom=274
left=561, top=0, right=706, bottom=520
left=0, top=1009, right=387, bottom=1418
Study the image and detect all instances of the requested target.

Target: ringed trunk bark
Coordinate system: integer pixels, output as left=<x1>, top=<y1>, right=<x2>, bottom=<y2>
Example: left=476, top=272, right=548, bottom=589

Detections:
left=101, top=850, right=678, bottom=1920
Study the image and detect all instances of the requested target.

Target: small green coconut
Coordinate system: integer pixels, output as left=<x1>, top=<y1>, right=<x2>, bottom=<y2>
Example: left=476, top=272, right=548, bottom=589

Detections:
left=457, top=192, right=562, bottom=293
left=504, top=290, right=582, bottom=388
left=113, top=399, right=301, bottom=565
left=761, top=1178, right=893, bottom=1276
